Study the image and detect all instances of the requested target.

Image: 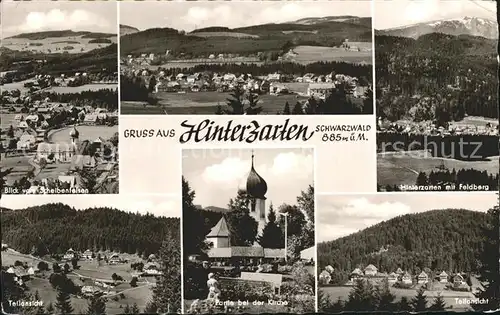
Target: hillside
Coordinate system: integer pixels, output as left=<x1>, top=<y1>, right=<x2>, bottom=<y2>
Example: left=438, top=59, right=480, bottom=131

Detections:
left=7, top=30, right=116, bottom=40
left=1, top=203, right=180, bottom=257
left=0, top=43, right=118, bottom=74
left=318, top=209, right=491, bottom=276
left=120, top=18, right=372, bottom=56
left=377, top=17, right=498, bottom=39
left=120, top=24, right=140, bottom=36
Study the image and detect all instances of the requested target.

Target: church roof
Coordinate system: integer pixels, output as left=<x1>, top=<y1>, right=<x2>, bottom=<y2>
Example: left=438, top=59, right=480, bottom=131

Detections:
left=245, top=152, right=267, bottom=199
left=206, top=217, right=230, bottom=238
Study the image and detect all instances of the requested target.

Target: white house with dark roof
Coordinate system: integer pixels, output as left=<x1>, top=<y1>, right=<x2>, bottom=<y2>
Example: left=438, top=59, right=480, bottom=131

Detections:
left=417, top=271, right=428, bottom=284
left=206, top=217, right=230, bottom=249
left=364, top=264, right=378, bottom=276
left=438, top=271, right=448, bottom=283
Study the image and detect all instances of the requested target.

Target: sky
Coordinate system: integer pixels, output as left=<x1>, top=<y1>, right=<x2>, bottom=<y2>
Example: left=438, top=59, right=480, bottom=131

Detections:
left=375, top=0, right=497, bottom=29
left=0, top=195, right=180, bottom=218
left=120, top=1, right=372, bottom=32
left=317, top=193, right=497, bottom=242
left=1, top=1, right=118, bottom=38
left=182, top=148, right=314, bottom=209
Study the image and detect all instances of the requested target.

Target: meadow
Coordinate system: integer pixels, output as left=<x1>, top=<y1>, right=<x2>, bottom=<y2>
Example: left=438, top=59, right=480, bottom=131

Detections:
left=320, top=285, right=475, bottom=311
left=46, top=84, right=118, bottom=94
left=121, top=92, right=307, bottom=115
left=377, top=150, right=499, bottom=187
left=188, top=32, right=259, bottom=39
left=3, top=35, right=117, bottom=54
left=290, top=45, right=373, bottom=64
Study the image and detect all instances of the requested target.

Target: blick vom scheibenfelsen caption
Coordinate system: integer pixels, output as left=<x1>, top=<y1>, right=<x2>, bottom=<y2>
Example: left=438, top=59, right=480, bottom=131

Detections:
left=1, top=0, right=499, bottom=314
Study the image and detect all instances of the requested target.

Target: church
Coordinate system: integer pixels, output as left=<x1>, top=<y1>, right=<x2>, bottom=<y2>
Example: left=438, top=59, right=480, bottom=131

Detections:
left=36, top=125, right=82, bottom=163
left=205, top=152, right=286, bottom=266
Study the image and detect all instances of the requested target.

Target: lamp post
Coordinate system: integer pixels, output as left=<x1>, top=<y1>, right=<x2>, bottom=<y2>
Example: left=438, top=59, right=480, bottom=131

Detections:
left=279, top=212, right=288, bottom=262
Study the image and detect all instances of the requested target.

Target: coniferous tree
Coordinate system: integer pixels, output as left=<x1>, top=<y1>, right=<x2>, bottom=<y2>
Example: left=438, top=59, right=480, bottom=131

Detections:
left=144, top=301, right=158, bottom=314
left=474, top=198, right=500, bottom=310
left=257, top=204, right=285, bottom=248
left=411, top=287, right=428, bottom=311
left=225, top=85, right=245, bottom=114
left=130, top=303, right=140, bottom=314
left=226, top=189, right=258, bottom=246
left=283, top=101, right=291, bottom=114
left=34, top=291, right=46, bottom=314
left=429, top=293, right=446, bottom=311
left=123, top=304, right=131, bottom=314
left=376, top=279, right=396, bottom=311
left=245, top=92, right=262, bottom=115
left=292, top=101, right=303, bottom=114
left=151, top=237, right=181, bottom=313
left=46, top=302, right=54, bottom=314
left=182, top=177, right=210, bottom=256
left=344, top=279, right=376, bottom=311
left=54, top=290, right=73, bottom=315
left=398, top=296, right=412, bottom=311
left=86, top=295, right=106, bottom=314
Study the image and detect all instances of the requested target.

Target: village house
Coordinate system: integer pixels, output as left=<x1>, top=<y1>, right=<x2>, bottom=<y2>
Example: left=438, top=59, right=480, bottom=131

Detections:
left=364, top=264, right=378, bottom=276
left=206, top=217, right=230, bottom=248
left=417, top=271, right=429, bottom=284
left=387, top=272, right=398, bottom=284
left=143, top=262, right=162, bottom=276
left=307, top=83, right=336, bottom=100
left=109, top=254, right=120, bottom=264
left=401, top=272, right=412, bottom=285
left=351, top=268, right=363, bottom=279
left=83, top=250, right=93, bottom=260
left=438, top=271, right=448, bottom=283
left=7, top=266, right=30, bottom=285
left=325, top=265, right=334, bottom=273
left=63, top=248, right=76, bottom=260
left=319, top=270, right=331, bottom=285
left=82, top=285, right=102, bottom=296
left=17, top=134, right=36, bottom=150
left=453, top=274, right=465, bottom=286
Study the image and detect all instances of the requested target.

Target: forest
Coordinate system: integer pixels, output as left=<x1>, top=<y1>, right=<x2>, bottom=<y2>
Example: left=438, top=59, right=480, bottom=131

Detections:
left=119, top=20, right=371, bottom=56
left=1, top=203, right=180, bottom=258
left=375, top=33, right=498, bottom=123
left=318, top=209, right=490, bottom=281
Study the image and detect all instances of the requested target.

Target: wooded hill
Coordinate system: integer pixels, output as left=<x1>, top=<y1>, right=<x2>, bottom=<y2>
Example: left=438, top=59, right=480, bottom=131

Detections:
left=1, top=203, right=179, bottom=257
left=7, top=30, right=116, bottom=40
left=0, top=44, right=118, bottom=74
left=120, top=18, right=372, bottom=56
left=318, top=209, right=490, bottom=276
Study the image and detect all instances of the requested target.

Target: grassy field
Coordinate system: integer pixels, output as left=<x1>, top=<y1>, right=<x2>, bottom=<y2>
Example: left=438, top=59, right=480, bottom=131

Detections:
left=320, top=285, right=475, bottom=311
left=290, top=45, right=373, bottom=64
left=3, top=35, right=117, bottom=54
left=377, top=150, right=500, bottom=187
left=121, top=92, right=307, bottom=115
left=48, top=125, right=118, bottom=143
left=1, top=79, right=34, bottom=93
left=46, top=84, right=117, bottom=93
left=1, top=113, right=18, bottom=129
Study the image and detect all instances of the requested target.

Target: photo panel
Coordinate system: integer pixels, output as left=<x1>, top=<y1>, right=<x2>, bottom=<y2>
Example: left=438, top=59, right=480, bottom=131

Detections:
left=181, top=147, right=315, bottom=313
left=374, top=0, right=499, bottom=192
left=317, top=192, right=499, bottom=312
left=1, top=194, right=181, bottom=314
left=119, top=0, right=374, bottom=116
left=1, top=1, right=119, bottom=195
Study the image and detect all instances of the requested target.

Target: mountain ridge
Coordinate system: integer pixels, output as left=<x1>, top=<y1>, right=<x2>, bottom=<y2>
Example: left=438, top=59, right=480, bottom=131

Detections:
left=377, top=16, right=497, bottom=39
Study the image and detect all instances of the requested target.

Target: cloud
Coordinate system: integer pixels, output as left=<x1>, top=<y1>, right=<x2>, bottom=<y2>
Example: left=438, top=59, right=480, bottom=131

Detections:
left=12, top=9, right=111, bottom=34
left=270, top=152, right=313, bottom=179
left=201, top=157, right=250, bottom=187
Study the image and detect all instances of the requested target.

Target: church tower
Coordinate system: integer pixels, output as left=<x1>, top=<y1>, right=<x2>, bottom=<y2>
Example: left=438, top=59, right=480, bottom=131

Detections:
left=69, top=125, right=79, bottom=153
left=241, top=151, right=267, bottom=243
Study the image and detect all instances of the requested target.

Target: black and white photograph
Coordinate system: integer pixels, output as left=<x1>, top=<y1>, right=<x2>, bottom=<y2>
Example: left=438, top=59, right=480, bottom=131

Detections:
left=119, top=1, right=373, bottom=115
left=317, top=193, right=499, bottom=312
left=1, top=195, right=181, bottom=314
left=1, top=1, right=119, bottom=195
left=374, top=0, right=499, bottom=192
left=182, top=148, right=315, bottom=313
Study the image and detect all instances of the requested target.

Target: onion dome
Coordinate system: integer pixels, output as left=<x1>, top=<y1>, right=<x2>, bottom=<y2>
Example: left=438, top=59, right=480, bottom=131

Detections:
left=69, top=126, right=79, bottom=138
left=245, top=152, right=267, bottom=199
